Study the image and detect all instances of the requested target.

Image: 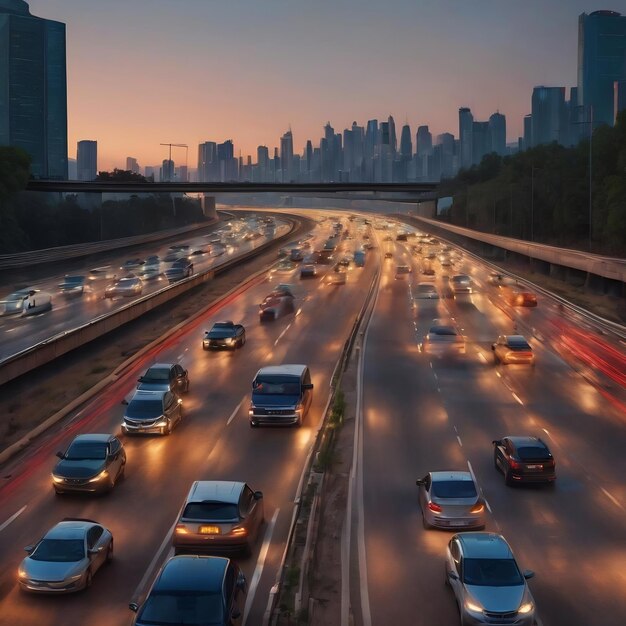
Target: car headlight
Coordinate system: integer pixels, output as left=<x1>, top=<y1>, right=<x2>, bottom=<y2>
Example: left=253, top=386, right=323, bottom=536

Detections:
left=51, top=474, right=64, bottom=483
left=464, top=598, right=483, bottom=614
left=156, top=419, right=168, bottom=427
left=88, top=470, right=109, bottom=483
left=67, top=573, right=84, bottom=582
left=518, top=601, right=534, bottom=614
left=18, top=569, right=28, bottom=579
left=225, top=337, right=234, bottom=344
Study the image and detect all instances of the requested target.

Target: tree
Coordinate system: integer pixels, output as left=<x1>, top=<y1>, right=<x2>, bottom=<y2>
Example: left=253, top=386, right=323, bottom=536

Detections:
left=96, top=168, right=147, bottom=182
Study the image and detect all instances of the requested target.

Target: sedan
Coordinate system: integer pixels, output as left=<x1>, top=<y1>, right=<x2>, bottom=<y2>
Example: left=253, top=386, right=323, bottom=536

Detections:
left=104, top=275, right=143, bottom=298
left=19, top=519, right=113, bottom=593
left=58, top=275, right=85, bottom=296
left=122, top=390, right=183, bottom=436
left=259, top=293, right=294, bottom=322
left=492, top=335, right=535, bottom=365
left=203, top=321, right=246, bottom=350
left=445, top=532, right=536, bottom=626
left=174, top=481, right=264, bottom=556
left=417, top=471, right=485, bottom=530
left=493, top=436, right=556, bottom=485
left=164, top=258, right=194, bottom=282
left=507, top=291, right=538, bottom=307
left=130, top=556, right=246, bottom=626
left=137, top=363, right=189, bottom=394
left=52, top=434, right=126, bottom=495
left=395, top=265, right=412, bottom=280
left=421, top=323, right=466, bottom=356
left=300, top=263, right=318, bottom=279
left=451, top=274, right=473, bottom=294
left=413, top=284, right=439, bottom=299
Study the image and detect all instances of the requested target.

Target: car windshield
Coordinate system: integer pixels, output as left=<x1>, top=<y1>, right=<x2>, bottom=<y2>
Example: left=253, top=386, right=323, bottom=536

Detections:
left=417, top=286, right=435, bottom=293
left=31, top=539, right=84, bottom=562
left=65, top=442, right=107, bottom=460
left=432, top=480, right=477, bottom=498
left=517, top=446, right=551, bottom=460
left=463, top=558, right=524, bottom=587
left=430, top=326, right=457, bottom=336
left=182, top=502, right=239, bottom=521
left=207, top=329, right=233, bottom=339
left=127, top=399, right=163, bottom=418
left=143, top=368, right=171, bottom=381
left=508, top=339, right=531, bottom=350
left=253, top=376, right=301, bottom=395
left=138, top=592, right=224, bottom=625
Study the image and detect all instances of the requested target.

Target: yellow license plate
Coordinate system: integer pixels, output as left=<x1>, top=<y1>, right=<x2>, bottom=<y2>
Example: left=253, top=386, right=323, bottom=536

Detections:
left=200, top=526, right=220, bottom=535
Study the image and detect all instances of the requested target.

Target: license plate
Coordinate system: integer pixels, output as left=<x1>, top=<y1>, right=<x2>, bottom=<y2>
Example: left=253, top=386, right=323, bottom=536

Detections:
left=450, top=521, right=466, bottom=526
left=526, top=464, right=542, bottom=470
left=199, top=526, right=220, bottom=535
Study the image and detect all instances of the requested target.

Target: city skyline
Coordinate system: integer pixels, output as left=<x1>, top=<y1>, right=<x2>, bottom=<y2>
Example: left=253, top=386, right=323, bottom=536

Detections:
left=27, top=1, right=624, bottom=169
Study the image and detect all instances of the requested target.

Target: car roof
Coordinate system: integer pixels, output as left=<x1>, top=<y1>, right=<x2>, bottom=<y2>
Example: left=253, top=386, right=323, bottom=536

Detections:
left=431, top=471, right=473, bottom=482
left=456, top=533, right=513, bottom=559
left=506, top=436, right=546, bottom=448
left=71, top=434, right=113, bottom=444
left=130, top=389, right=167, bottom=401
left=505, top=335, right=529, bottom=343
left=213, top=321, right=234, bottom=327
left=256, top=364, right=307, bottom=377
left=188, top=481, right=245, bottom=505
left=156, top=556, right=229, bottom=593
left=46, top=520, right=93, bottom=540
left=145, top=363, right=174, bottom=370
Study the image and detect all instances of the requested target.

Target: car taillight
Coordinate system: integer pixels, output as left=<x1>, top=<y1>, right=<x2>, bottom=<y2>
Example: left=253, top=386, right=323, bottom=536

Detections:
left=509, top=458, right=522, bottom=470
left=428, top=501, right=442, bottom=513
left=470, top=503, right=485, bottom=514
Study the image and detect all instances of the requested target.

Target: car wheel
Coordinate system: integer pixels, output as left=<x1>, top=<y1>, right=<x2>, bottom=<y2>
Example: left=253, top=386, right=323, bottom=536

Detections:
left=493, top=454, right=500, bottom=472
left=84, top=570, right=93, bottom=590
left=106, top=540, right=113, bottom=564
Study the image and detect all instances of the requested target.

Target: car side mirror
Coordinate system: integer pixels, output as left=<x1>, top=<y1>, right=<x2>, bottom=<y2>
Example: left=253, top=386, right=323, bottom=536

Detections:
left=303, top=383, right=314, bottom=390
left=448, top=571, right=459, bottom=581
left=254, top=491, right=263, bottom=500
left=121, top=399, right=129, bottom=405
left=492, top=440, right=502, bottom=446
left=24, top=545, right=34, bottom=553
left=56, top=451, right=64, bottom=459
left=129, top=602, right=139, bottom=612
left=523, top=570, right=535, bottom=580
left=415, top=479, right=423, bottom=486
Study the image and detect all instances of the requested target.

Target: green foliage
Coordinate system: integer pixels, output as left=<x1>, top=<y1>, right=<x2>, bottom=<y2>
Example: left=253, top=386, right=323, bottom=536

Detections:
left=96, top=168, right=147, bottom=182
left=0, top=146, right=32, bottom=252
left=440, top=112, right=626, bottom=254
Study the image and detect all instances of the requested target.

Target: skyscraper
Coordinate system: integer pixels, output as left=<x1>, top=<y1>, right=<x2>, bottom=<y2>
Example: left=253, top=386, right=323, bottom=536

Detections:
left=488, top=112, right=506, bottom=155
left=531, top=86, right=566, bottom=146
left=459, top=108, right=474, bottom=169
left=0, top=0, right=67, bottom=179
left=77, top=140, right=97, bottom=181
left=523, top=115, right=533, bottom=150
left=387, top=115, right=397, bottom=156
left=280, top=130, right=294, bottom=182
left=616, top=81, right=626, bottom=122
left=197, top=141, right=217, bottom=182
left=578, top=11, right=626, bottom=126
left=472, top=122, right=490, bottom=165
left=399, top=124, right=412, bottom=160
left=161, top=158, right=174, bottom=182
left=126, top=157, right=139, bottom=174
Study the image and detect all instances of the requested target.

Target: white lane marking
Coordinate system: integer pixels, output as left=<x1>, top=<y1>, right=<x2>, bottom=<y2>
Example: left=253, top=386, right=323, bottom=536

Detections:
left=274, top=323, right=292, bottom=346
left=601, top=488, right=624, bottom=511
left=456, top=436, right=463, bottom=447
left=512, top=392, right=524, bottom=405
left=453, top=425, right=458, bottom=434
left=296, top=308, right=302, bottom=316
left=484, top=499, right=493, bottom=514
left=467, top=460, right=477, bottom=483
left=433, top=372, right=438, bottom=381
left=0, top=505, right=26, bottom=533
left=243, top=508, right=279, bottom=625
left=495, top=371, right=501, bottom=378
left=177, top=354, right=184, bottom=361
left=542, top=428, right=551, bottom=439
left=132, top=518, right=178, bottom=601
left=226, top=397, right=245, bottom=426
left=4, top=327, right=17, bottom=333
left=477, top=351, right=487, bottom=363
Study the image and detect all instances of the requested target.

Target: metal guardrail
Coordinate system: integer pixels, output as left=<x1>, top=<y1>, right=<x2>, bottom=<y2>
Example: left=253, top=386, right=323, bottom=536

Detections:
left=0, top=220, right=220, bottom=270
left=0, top=218, right=300, bottom=386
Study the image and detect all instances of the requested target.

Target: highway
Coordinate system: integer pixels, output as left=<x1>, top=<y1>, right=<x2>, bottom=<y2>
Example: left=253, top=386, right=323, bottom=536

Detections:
left=349, top=224, right=626, bottom=626
left=0, top=215, right=377, bottom=625
left=0, top=215, right=291, bottom=363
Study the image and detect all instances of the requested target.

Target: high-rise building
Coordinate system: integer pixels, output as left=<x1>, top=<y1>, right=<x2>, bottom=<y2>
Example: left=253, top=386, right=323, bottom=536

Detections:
left=161, top=159, right=174, bottom=182
left=305, top=140, right=313, bottom=173
left=280, top=130, right=294, bottom=182
left=523, top=115, right=533, bottom=150
left=126, top=157, right=139, bottom=174
left=197, top=141, right=217, bottom=182
left=176, top=165, right=188, bottom=182
left=459, top=108, right=474, bottom=169
left=614, top=80, right=626, bottom=123
left=399, top=124, right=412, bottom=160
left=472, top=122, right=490, bottom=165
left=0, top=0, right=68, bottom=179
left=388, top=115, right=397, bottom=156
left=488, top=112, right=506, bottom=155
left=578, top=11, right=626, bottom=127
left=77, top=140, right=97, bottom=181
left=436, top=132, right=456, bottom=179
left=531, top=86, right=566, bottom=146
left=217, top=140, right=236, bottom=181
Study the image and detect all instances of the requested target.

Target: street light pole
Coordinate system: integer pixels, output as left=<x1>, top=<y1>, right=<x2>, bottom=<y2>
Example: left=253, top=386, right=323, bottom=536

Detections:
left=588, top=105, right=593, bottom=250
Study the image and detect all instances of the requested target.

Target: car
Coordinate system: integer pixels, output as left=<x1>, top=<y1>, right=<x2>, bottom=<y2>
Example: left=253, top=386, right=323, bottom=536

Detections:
left=422, top=323, right=466, bottom=356
left=144, top=255, right=160, bottom=265
left=413, top=284, right=439, bottom=299
left=52, top=434, right=126, bottom=495
left=492, top=335, right=535, bottom=365
left=487, top=272, right=504, bottom=286
left=58, top=275, right=85, bottom=296
left=203, top=321, right=246, bottom=350
left=259, top=292, right=295, bottom=321
left=440, top=255, right=453, bottom=267
left=384, top=252, right=393, bottom=260
left=300, top=263, right=318, bottom=278
left=1, top=287, right=47, bottom=315
left=122, top=389, right=183, bottom=435
left=275, top=260, right=296, bottom=274
left=139, top=264, right=162, bottom=281
left=169, top=243, right=190, bottom=251
left=421, top=265, right=436, bottom=276
left=164, top=258, right=194, bottom=281
left=507, top=291, right=538, bottom=307
left=289, top=248, right=304, bottom=262
left=130, top=555, right=246, bottom=626
left=174, top=481, right=264, bottom=556
left=445, top=532, right=536, bottom=626
left=122, top=258, right=144, bottom=269
left=137, top=363, right=189, bottom=394
left=451, top=274, right=473, bottom=294
left=19, top=519, right=113, bottom=593
left=416, top=472, right=486, bottom=530
left=104, top=275, right=143, bottom=298
left=338, top=256, right=352, bottom=268
left=329, top=270, right=347, bottom=285
left=493, top=436, right=556, bottom=485
left=395, top=265, right=412, bottom=280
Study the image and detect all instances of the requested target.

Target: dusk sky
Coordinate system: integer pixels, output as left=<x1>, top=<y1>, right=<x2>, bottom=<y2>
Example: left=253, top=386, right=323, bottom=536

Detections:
left=28, top=0, right=624, bottom=170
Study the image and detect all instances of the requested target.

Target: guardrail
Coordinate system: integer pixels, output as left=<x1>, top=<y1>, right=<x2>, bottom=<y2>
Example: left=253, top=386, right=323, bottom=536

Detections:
left=0, top=219, right=221, bottom=270
left=0, top=218, right=301, bottom=386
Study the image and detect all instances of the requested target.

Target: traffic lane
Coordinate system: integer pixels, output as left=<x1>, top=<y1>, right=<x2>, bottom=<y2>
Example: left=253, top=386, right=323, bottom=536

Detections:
left=0, top=249, right=378, bottom=625
left=361, top=258, right=465, bottom=626
left=0, top=222, right=292, bottom=360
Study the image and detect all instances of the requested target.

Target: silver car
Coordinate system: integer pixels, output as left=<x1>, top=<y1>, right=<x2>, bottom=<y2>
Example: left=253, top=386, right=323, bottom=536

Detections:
left=417, top=471, right=485, bottom=530
left=445, top=532, right=536, bottom=626
left=19, top=519, right=113, bottom=593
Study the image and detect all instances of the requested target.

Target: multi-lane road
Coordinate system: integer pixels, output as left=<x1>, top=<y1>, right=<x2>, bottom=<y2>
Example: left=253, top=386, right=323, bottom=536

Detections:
left=0, top=212, right=624, bottom=626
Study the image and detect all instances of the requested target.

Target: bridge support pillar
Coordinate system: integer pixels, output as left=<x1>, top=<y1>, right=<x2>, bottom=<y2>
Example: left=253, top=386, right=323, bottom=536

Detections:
left=202, top=194, right=217, bottom=219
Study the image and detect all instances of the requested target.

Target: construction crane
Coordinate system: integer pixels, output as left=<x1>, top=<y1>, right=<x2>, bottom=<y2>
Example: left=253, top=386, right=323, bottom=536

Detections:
left=160, top=143, right=188, bottom=181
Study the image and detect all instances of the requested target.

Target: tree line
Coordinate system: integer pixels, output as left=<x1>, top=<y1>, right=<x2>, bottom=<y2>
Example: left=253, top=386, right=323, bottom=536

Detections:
left=438, top=110, right=626, bottom=255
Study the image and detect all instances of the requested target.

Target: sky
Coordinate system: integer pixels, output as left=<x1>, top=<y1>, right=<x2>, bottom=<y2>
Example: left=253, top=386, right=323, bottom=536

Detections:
left=28, top=0, right=625, bottom=170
